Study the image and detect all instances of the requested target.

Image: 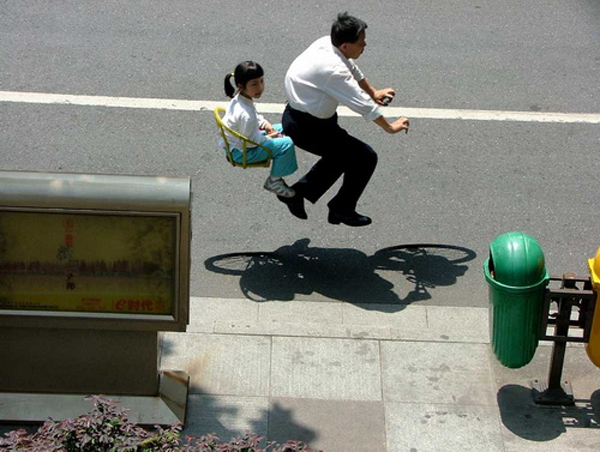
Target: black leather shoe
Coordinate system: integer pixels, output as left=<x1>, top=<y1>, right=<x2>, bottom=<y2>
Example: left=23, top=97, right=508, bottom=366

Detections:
left=277, top=194, right=308, bottom=220
left=328, top=210, right=372, bottom=227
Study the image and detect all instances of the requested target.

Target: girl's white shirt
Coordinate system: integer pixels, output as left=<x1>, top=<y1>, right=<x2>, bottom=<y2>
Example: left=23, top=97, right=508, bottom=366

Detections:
left=219, top=93, right=267, bottom=151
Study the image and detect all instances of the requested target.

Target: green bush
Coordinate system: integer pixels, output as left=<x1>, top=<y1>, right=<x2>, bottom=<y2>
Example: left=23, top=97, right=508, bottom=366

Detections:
left=0, top=396, right=318, bottom=452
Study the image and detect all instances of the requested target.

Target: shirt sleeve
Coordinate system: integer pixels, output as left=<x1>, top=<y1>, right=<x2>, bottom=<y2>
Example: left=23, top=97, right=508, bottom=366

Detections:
left=348, top=59, right=365, bottom=81
left=323, top=68, right=382, bottom=121
left=257, top=114, right=267, bottom=128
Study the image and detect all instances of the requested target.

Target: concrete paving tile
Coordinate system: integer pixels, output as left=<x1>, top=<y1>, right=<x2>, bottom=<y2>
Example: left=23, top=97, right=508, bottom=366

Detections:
left=181, top=395, right=269, bottom=442
left=381, top=341, right=496, bottom=405
left=491, top=345, right=600, bottom=451
left=271, top=337, right=382, bottom=401
left=186, top=321, right=215, bottom=334
left=490, top=344, right=600, bottom=401
left=160, top=332, right=270, bottom=396
left=501, top=428, right=600, bottom=451
left=385, top=402, right=505, bottom=452
left=268, top=398, right=386, bottom=452
left=389, top=327, right=488, bottom=344
left=342, top=303, right=427, bottom=328
left=214, top=320, right=392, bottom=340
left=426, top=305, right=489, bottom=343
left=344, top=324, right=392, bottom=340
left=189, top=297, right=258, bottom=324
left=497, top=389, right=600, bottom=451
left=258, top=300, right=343, bottom=325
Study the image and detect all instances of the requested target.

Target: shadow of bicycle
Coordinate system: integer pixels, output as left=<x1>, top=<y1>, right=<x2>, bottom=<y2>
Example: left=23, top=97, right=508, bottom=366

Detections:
left=204, top=238, right=476, bottom=309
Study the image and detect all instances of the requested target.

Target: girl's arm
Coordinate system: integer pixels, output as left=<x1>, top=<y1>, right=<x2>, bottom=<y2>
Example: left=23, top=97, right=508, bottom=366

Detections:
left=260, top=121, right=276, bottom=135
left=258, top=114, right=276, bottom=135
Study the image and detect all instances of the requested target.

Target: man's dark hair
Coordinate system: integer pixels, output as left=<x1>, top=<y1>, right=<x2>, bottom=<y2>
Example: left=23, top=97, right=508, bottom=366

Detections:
left=331, top=12, right=368, bottom=47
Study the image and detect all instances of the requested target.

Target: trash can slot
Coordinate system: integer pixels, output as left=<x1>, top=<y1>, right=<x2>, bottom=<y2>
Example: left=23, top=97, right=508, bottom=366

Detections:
left=488, top=254, right=496, bottom=279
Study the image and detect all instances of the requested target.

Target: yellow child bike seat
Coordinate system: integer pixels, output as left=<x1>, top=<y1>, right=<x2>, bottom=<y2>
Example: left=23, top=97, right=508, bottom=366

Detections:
left=213, top=107, right=273, bottom=169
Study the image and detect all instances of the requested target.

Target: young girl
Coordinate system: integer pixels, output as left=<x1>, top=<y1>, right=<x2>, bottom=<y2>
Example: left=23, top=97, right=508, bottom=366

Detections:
left=221, top=61, right=298, bottom=198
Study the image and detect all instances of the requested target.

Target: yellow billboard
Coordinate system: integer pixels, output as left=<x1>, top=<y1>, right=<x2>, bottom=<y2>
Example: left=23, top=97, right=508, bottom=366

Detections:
left=0, top=210, right=176, bottom=315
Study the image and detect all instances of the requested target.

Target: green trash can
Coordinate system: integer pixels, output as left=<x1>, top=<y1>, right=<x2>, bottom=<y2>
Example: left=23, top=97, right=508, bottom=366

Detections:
left=484, top=232, right=550, bottom=368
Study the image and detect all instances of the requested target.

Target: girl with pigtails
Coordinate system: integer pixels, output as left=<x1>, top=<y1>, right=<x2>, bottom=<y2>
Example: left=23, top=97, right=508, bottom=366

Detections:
left=220, top=61, right=298, bottom=198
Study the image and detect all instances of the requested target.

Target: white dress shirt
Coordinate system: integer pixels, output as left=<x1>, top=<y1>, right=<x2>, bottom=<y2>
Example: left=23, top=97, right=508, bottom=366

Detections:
left=219, top=93, right=267, bottom=151
left=284, top=36, right=382, bottom=121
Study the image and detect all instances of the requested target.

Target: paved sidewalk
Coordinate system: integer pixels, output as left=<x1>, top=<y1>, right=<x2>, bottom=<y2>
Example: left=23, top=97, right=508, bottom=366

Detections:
left=2, top=296, right=600, bottom=451
left=159, top=297, right=600, bottom=452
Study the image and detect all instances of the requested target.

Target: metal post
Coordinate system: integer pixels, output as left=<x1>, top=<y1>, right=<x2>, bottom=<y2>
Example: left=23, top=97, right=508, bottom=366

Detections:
left=532, top=274, right=581, bottom=405
left=547, top=297, right=570, bottom=387
left=532, top=298, right=574, bottom=405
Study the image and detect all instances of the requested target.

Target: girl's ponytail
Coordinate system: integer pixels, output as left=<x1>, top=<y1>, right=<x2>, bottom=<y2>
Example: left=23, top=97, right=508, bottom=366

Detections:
left=224, top=72, right=236, bottom=98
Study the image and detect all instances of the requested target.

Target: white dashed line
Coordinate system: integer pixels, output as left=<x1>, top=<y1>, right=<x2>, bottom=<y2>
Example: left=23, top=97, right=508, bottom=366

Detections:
left=1, top=90, right=600, bottom=124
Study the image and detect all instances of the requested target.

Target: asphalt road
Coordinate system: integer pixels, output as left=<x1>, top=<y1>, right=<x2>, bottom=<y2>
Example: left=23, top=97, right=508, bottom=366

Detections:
left=1, top=1, right=599, bottom=308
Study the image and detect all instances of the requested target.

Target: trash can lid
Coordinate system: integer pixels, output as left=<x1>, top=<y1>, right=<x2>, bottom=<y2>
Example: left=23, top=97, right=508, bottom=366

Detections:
left=489, top=232, right=547, bottom=287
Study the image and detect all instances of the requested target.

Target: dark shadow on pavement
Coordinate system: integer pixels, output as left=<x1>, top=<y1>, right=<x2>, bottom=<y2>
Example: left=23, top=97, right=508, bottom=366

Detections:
left=205, top=239, right=476, bottom=310
left=497, top=385, right=600, bottom=442
left=266, top=402, right=318, bottom=447
left=370, top=242, right=475, bottom=303
left=182, top=395, right=317, bottom=448
left=157, top=333, right=318, bottom=447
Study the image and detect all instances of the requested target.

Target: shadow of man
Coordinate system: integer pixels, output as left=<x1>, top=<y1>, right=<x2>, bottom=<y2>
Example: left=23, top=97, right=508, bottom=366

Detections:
left=206, top=238, right=398, bottom=304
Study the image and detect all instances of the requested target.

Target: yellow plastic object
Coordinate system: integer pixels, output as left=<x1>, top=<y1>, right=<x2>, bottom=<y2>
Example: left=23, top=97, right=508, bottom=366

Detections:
left=586, top=247, right=600, bottom=367
left=213, top=107, right=272, bottom=169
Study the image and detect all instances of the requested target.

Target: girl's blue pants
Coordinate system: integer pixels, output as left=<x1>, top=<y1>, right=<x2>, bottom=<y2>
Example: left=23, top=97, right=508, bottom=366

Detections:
left=230, top=124, right=298, bottom=177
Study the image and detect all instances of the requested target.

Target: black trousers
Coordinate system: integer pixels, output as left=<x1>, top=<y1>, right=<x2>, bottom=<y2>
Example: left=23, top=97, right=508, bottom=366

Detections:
left=282, top=104, right=378, bottom=214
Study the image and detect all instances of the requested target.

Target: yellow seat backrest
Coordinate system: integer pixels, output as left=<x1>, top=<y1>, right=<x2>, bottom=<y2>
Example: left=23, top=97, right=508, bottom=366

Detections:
left=214, top=107, right=272, bottom=168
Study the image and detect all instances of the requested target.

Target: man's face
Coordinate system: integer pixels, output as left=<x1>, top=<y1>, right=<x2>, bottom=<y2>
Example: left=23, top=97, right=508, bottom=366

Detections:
left=341, top=30, right=367, bottom=59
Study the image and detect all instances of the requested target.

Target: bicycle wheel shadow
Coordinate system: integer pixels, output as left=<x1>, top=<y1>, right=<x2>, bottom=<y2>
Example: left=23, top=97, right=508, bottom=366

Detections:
left=204, top=238, right=476, bottom=310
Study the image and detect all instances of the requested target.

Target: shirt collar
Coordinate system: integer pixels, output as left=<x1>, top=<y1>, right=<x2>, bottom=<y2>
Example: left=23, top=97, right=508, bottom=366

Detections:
left=235, top=92, right=254, bottom=106
left=328, top=36, right=355, bottom=67
left=331, top=42, right=347, bottom=61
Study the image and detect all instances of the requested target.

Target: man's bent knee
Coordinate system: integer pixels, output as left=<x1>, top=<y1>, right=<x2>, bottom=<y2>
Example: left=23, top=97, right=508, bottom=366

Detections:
left=356, top=142, right=378, bottom=171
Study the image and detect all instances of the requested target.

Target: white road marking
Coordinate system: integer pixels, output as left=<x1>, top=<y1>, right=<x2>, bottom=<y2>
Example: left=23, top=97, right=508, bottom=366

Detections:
left=1, top=90, right=600, bottom=124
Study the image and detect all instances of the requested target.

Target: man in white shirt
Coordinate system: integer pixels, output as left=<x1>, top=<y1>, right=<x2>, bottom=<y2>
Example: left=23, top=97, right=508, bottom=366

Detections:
left=280, top=12, right=410, bottom=227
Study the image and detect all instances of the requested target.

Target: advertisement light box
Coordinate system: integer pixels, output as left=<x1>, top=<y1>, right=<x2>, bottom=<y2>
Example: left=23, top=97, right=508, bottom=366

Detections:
left=0, top=171, right=191, bottom=331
